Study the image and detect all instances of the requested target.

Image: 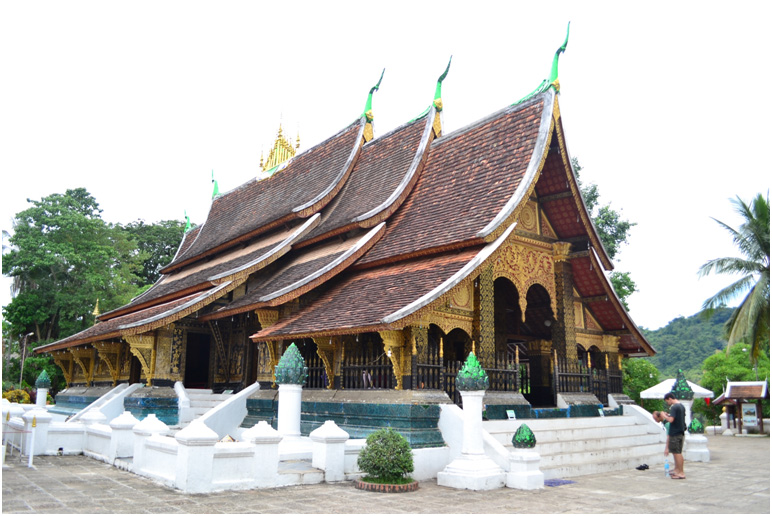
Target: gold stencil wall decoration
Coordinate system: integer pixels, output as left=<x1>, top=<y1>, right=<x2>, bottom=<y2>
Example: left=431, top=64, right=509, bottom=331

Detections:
left=493, top=239, right=557, bottom=321
left=519, top=201, right=538, bottom=233
left=171, top=326, right=184, bottom=375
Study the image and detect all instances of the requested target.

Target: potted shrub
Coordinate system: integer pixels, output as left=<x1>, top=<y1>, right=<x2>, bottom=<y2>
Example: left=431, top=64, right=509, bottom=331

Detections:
left=355, top=428, right=418, bottom=492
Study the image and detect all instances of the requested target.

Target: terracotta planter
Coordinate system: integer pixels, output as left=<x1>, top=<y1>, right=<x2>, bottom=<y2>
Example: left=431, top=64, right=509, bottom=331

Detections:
left=354, top=479, right=419, bottom=493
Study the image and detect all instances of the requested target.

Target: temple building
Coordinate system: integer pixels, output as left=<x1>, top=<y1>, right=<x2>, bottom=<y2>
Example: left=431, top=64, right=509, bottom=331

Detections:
left=36, top=38, right=655, bottom=439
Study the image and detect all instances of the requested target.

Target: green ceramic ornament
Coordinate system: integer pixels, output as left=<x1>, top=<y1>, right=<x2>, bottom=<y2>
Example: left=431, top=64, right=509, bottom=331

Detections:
left=512, top=424, right=537, bottom=448
left=688, top=418, right=704, bottom=434
left=455, top=353, right=489, bottom=391
left=671, top=369, right=694, bottom=400
left=35, top=370, right=52, bottom=389
left=274, top=343, right=308, bottom=385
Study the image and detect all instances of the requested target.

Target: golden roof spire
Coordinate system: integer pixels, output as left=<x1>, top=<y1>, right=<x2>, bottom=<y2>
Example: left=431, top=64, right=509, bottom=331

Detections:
left=261, top=122, right=298, bottom=173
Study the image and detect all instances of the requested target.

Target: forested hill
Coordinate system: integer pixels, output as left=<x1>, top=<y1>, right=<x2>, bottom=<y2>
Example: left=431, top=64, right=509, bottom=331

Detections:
left=641, top=307, right=733, bottom=381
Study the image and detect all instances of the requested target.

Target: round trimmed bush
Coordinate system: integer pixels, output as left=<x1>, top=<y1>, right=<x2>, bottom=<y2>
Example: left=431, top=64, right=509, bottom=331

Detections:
left=357, top=428, right=414, bottom=484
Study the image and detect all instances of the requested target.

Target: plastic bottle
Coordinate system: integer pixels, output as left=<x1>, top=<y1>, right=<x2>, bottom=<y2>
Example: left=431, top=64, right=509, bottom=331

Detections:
left=664, top=461, right=670, bottom=478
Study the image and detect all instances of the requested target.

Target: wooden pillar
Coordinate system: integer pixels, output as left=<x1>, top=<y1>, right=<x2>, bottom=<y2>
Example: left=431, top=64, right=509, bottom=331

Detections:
left=552, top=242, right=576, bottom=361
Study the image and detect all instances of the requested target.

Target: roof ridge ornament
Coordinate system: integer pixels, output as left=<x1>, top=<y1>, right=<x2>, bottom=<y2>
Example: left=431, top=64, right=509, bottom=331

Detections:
left=410, top=56, right=453, bottom=126
left=211, top=170, right=220, bottom=199
left=515, top=22, right=570, bottom=105
left=362, top=68, right=385, bottom=142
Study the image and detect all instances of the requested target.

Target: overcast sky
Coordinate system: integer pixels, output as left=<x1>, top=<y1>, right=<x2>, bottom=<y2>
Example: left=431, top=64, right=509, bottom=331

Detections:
left=1, top=1, right=768, bottom=331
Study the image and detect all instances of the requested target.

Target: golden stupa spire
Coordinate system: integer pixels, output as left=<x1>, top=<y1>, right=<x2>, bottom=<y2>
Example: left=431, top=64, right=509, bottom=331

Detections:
left=261, top=122, right=298, bottom=172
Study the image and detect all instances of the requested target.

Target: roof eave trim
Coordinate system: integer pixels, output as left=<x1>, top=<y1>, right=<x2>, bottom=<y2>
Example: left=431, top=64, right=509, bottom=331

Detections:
left=352, top=107, right=435, bottom=223
left=206, top=214, right=321, bottom=282
left=382, top=221, right=517, bottom=324
left=258, top=222, right=386, bottom=304
left=476, top=89, right=555, bottom=239
left=291, top=118, right=366, bottom=214
left=118, top=282, right=232, bottom=331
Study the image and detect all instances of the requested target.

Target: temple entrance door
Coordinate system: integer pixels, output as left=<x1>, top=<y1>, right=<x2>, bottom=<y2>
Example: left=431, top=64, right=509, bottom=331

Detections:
left=129, top=355, right=142, bottom=384
left=494, top=278, right=555, bottom=406
left=184, top=333, right=211, bottom=389
left=441, top=328, right=472, bottom=407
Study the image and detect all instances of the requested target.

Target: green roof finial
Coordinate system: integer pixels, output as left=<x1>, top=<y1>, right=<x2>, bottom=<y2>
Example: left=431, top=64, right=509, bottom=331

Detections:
left=184, top=210, right=191, bottom=233
left=671, top=369, right=694, bottom=400
left=362, top=68, right=385, bottom=119
left=433, top=55, right=453, bottom=104
left=211, top=170, right=219, bottom=199
left=548, top=22, right=570, bottom=87
left=515, top=22, right=571, bottom=105
left=455, top=352, right=490, bottom=391
left=512, top=423, right=537, bottom=448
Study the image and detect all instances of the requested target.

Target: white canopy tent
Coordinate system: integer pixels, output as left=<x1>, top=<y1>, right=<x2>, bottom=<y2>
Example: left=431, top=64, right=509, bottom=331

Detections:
left=640, top=379, right=714, bottom=400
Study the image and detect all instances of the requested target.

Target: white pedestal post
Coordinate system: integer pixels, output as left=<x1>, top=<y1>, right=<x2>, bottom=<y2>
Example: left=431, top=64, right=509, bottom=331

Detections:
left=277, top=383, right=303, bottom=440
left=132, top=414, right=170, bottom=473
left=684, top=433, right=710, bottom=462
left=310, top=420, right=349, bottom=482
left=109, top=411, right=140, bottom=462
left=243, top=421, right=283, bottom=488
left=437, top=390, right=504, bottom=490
left=506, top=448, right=544, bottom=489
left=175, top=420, right=218, bottom=493
left=35, top=388, right=49, bottom=408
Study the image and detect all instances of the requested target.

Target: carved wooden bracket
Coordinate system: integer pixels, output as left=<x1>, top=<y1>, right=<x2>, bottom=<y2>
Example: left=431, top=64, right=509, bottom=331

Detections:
left=379, top=330, right=405, bottom=390
left=94, top=341, right=122, bottom=386
left=52, top=350, right=74, bottom=385
left=70, top=347, right=97, bottom=386
left=255, top=308, right=279, bottom=329
left=313, top=337, right=339, bottom=390
left=124, top=334, right=156, bottom=385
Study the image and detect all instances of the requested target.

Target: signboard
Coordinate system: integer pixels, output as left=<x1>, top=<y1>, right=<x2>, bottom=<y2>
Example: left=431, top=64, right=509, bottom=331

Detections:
left=742, top=403, right=757, bottom=426
left=506, top=410, right=516, bottom=420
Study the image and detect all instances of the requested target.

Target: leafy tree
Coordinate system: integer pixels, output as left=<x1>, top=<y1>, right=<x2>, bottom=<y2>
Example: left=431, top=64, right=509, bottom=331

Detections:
left=693, top=342, right=770, bottom=425
left=573, top=158, right=637, bottom=308
left=120, top=219, right=188, bottom=287
left=622, top=358, right=663, bottom=412
left=2, top=188, right=141, bottom=342
left=699, top=193, right=770, bottom=364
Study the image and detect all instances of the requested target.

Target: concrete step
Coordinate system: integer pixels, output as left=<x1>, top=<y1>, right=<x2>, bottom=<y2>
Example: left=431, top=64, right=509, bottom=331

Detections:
left=541, top=449, right=663, bottom=479
left=533, top=433, right=663, bottom=457
left=277, top=460, right=324, bottom=485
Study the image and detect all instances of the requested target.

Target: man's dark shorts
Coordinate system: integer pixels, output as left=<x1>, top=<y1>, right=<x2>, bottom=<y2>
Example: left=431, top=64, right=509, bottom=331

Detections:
left=669, top=434, right=684, bottom=454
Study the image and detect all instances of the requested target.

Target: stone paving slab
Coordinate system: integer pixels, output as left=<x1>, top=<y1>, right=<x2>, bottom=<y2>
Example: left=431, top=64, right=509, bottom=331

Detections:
left=2, top=434, right=769, bottom=514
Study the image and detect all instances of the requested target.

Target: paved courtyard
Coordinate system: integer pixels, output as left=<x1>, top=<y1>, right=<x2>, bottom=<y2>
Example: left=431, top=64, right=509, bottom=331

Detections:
left=2, top=433, right=769, bottom=514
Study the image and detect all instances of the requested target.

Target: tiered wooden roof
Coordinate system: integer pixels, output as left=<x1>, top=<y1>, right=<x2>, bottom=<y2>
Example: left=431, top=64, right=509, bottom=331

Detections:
left=36, top=70, right=654, bottom=357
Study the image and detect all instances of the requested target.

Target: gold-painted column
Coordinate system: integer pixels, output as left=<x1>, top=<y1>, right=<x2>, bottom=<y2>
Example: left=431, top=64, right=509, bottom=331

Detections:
left=255, top=309, right=280, bottom=385
left=552, top=242, right=577, bottom=361
left=476, top=266, right=495, bottom=369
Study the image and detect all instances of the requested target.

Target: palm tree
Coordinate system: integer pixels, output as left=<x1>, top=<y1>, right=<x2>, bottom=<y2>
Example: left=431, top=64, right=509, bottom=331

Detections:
left=699, top=193, right=769, bottom=364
